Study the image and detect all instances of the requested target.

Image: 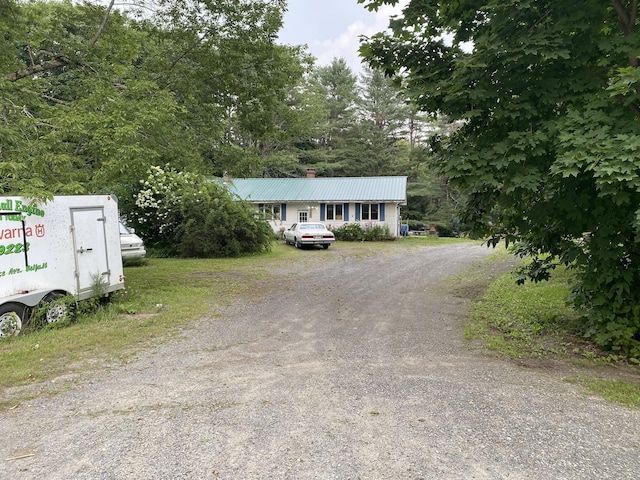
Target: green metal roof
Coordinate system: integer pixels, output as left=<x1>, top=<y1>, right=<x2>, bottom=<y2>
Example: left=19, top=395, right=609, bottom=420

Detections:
left=229, top=176, right=407, bottom=203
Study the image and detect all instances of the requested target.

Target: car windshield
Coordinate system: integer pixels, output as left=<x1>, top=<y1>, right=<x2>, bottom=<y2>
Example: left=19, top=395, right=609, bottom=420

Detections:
left=119, top=222, right=131, bottom=235
left=300, top=224, right=325, bottom=230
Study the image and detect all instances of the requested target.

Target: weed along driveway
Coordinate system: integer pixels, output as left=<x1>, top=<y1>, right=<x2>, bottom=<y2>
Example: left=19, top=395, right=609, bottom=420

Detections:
left=1, top=242, right=639, bottom=479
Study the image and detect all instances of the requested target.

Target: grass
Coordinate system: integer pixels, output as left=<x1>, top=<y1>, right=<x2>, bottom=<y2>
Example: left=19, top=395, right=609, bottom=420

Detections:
left=465, top=266, right=578, bottom=358
left=398, top=235, right=471, bottom=245
left=566, top=376, right=640, bottom=408
left=464, top=259, right=640, bottom=408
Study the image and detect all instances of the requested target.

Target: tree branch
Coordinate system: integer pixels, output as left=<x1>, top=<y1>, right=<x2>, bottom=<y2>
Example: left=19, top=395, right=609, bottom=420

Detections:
left=5, top=0, right=113, bottom=82
left=20, top=88, right=69, bottom=105
left=6, top=57, right=69, bottom=82
left=162, top=35, right=208, bottom=76
left=89, top=0, right=115, bottom=47
left=611, top=0, right=637, bottom=35
left=611, top=0, right=629, bottom=33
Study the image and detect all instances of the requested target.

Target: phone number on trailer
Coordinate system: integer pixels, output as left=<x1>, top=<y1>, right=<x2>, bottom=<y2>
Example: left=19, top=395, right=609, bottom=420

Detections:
left=0, top=242, right=30, bottom=256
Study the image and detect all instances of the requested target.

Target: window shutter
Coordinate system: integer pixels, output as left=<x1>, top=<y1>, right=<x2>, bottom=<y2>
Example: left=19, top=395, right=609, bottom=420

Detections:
left=355, top=203, right=361, bottom=221
left=380, top=203, right=385, bottom=221
left=320, top=203, right=326, bottom=221
left=343, top=203, right=349, bottom=221
left=281, top=203, right=286, bottom=221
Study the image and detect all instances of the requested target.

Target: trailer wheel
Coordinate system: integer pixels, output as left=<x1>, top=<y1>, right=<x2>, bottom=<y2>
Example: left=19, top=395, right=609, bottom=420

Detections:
left=43, top=292, right=69, bottom=324
left=0, top=303, right=25, bottom=337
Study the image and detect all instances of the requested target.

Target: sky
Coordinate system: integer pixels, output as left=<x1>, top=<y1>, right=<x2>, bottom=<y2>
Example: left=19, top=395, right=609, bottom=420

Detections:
left=277, top=0, right=407, bottom=75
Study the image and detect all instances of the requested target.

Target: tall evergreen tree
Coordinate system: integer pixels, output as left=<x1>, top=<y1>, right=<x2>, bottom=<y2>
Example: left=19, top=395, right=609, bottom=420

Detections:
left=346, top=67, right=410, bottom=176
left=301, top=58, right=359, bottom=175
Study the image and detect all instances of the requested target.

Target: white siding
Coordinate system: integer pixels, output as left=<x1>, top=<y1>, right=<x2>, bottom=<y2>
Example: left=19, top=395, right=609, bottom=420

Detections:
left=264, top=201, right=403, bottom=238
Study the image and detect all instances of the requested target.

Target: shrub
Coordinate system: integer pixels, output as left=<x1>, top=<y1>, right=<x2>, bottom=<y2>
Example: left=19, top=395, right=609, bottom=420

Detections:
left=434, top=222, right=455, bottom=237
left=362, top=224, right=392, bottom=241
left=407, top=219, right=460, bottom=237
left=131, top=166, right=272, bottom=257
left=330, top=223, right=393, bottom=242
left=330, top=223, right=364, bottom=241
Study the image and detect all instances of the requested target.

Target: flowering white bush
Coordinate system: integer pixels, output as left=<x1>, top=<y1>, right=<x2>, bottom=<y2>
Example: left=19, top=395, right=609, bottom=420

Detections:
left=130, top=165, right=272, bottom=257
left=132, top=165, right=199, bottom=240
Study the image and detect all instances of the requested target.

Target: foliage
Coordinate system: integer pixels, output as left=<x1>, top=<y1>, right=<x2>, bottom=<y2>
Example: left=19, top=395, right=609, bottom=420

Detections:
left=362, top=223, right=392, bottom=241
left=567, top=377, right=640, bottom=409
left=300, top=59, right=360, bottom=176
left=0, top=0, right=303, bottom=199
left=330, top=223, right=365, bottom=241
left=330, top=222, right=393, bottom=241
left=0, top=0, right=459, bottom=261
left=360, top=0, right=640, bottom=355
left=432, top=222, right=457, bottom=238
left=346, top=67, right=412, bottom=176
left=132, top=166, right=272, bottom=257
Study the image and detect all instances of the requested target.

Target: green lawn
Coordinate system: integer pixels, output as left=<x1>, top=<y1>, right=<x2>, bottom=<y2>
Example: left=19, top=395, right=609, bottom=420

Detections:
left=464, top=261, right=640, bottom=408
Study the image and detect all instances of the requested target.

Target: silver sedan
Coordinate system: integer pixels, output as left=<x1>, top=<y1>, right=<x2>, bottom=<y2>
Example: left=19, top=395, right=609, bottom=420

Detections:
left=283, top=222, right=335, bottom=249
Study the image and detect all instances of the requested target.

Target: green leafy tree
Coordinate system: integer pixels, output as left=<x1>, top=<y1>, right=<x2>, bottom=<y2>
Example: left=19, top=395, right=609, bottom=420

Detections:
left=1, top=0, right=305, bottom=201
left=360, top=0, right=640, bottom=354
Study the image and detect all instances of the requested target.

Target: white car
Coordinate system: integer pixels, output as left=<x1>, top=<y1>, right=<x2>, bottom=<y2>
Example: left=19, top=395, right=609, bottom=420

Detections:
left=119, top=222, right=146, bottom=261
left=283, top=222, right=335, bottom=249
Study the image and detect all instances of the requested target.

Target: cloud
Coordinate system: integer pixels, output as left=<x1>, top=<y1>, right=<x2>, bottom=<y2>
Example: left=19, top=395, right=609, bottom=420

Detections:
left=314, top=2, right=406, bottom=73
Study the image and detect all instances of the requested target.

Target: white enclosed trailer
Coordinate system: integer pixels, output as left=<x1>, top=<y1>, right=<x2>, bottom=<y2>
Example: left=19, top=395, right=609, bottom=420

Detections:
left=0, top=195, right=125, bottom=336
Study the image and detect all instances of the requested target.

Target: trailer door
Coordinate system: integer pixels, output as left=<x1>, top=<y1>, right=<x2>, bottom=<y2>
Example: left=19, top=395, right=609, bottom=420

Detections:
left=71, top=207, right=110, bottom=296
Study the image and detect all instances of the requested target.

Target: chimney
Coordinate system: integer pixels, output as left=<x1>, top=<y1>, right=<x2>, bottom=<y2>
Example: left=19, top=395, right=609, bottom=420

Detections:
left=306, top=168, right=316, bottom=179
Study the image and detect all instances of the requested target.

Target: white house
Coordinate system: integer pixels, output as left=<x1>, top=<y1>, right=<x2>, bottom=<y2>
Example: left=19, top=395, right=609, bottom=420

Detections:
left=229, top=171, right=408, bottom=237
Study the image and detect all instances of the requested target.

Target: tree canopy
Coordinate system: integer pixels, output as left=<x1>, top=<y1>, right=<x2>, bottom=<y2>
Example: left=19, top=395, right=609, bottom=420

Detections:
left=0, top=0, right=460, bottom=256
left=0, top=0, right=301, bottom=199
left=360, top=0, right=640, bottom=354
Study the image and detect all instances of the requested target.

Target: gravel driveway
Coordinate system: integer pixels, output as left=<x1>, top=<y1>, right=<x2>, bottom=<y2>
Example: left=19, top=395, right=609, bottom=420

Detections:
left=2, top=242, right=639, bottom=479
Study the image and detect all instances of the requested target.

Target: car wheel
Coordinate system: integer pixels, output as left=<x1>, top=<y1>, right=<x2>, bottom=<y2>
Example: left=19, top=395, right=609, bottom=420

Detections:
left=0, top=303, right=26, bottom=337
left=294, top=237, right=301, bottom=248
left=322, top=244, right=330, bottom=249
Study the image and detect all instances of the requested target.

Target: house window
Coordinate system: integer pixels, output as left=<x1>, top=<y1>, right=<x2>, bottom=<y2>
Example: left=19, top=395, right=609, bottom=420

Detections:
left=326, top=204, right=343, bottom=221
left=361, top=203, right=379, bottom=221
left=298, top=210, right=308, bottom=222
left=258, top=203, right=281, bottom=220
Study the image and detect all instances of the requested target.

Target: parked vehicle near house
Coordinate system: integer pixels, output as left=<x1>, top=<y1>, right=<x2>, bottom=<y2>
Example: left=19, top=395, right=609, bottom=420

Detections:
left=119, top=222, right=146, bottom=261
left=0, top=195, right=125, bottom=337
left=283, top=222, right=335, bottom=249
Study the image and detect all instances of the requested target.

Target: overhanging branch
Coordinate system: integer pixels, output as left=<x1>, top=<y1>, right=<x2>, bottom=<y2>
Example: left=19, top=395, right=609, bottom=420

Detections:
left=89, top=0, right=115, bottom=48
left=6, top=57, right=69, bottom=82
left=5, top=0, right=114, bottom=82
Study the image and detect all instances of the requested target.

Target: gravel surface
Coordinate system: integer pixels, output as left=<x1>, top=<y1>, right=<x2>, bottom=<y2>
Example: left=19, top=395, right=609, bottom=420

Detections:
left=1, top=242, right=639, bottom=479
